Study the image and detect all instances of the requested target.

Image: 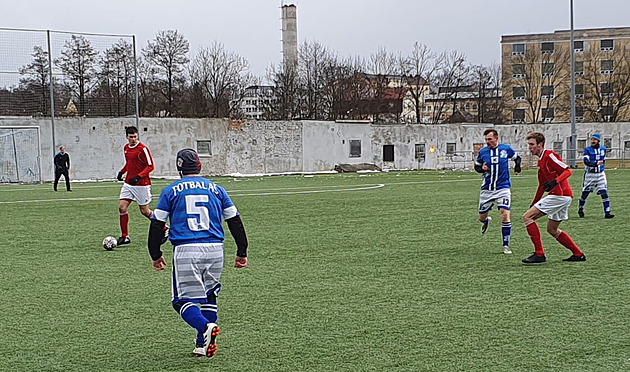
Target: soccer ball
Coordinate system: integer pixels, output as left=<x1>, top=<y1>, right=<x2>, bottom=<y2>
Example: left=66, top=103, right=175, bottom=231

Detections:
left=103, top=236, right=117, bottom=251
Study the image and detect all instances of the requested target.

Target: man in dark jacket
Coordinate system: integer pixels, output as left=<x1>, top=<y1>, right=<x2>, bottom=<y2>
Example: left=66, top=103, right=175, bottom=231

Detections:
left=53, top=146, right=71, bottom=191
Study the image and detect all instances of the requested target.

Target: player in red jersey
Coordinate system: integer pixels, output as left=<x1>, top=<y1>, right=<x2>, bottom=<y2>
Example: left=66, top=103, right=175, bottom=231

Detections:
left=521, top=132, right=586, bottom=264
left=116, top=126, right=156, bottom=246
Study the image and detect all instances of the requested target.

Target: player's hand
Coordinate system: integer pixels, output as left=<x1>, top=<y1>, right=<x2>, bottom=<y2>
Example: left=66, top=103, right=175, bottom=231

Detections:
left=543, top=179, right=558, bottom=192
left=152, top=257, right=167, bottom=271
left=597, top=160, right=604, bottom=165
left=482, top=164, right=488, bottom=171
left=234, top=256, right=248, bottom=268
left=117, top=171, right=124, bottom=181
left=129, top=176, right=141, bottom=185
left=514, top=165, right=521, bottom=175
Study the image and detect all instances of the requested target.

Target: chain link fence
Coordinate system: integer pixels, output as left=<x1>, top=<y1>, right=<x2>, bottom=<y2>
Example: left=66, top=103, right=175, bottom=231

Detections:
left=0, top=28, right=139, bottom=119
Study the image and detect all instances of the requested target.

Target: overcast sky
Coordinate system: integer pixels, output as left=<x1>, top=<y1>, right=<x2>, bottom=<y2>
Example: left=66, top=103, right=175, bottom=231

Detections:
left=2, top=0, right=630, bottom=79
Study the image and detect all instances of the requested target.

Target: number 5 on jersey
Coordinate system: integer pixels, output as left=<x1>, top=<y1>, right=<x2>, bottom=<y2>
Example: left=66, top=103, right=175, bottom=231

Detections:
left=186, top=195, right=210, bottom=231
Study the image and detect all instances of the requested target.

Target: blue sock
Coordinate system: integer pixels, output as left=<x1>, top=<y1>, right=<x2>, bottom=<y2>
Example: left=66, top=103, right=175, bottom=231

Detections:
left=502, top=222, right=511, bottom=247
left=201, top=302, right=218, bottom=323
left=603, top=198, right=610, bottom=213
left=180, top=303, right=209, bottom=334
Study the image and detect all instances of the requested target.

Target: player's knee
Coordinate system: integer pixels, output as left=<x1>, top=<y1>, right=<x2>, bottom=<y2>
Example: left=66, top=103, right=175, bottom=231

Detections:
left=546, top=226, right=559, bottom=236
left=172, top=300, right=188, bottom=313
left=580, top=191, right=590, bottom=200
left=600, top=192, right=609, bottom=199
left=141, top=208, right=153, bottom=218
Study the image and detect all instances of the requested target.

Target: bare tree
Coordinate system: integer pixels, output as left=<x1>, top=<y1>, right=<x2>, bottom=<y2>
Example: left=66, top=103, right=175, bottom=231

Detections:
left=101, top=39, right=135, bottom=116
left=579, top=47, right=630, bottom=122
left=265, top=63, right=301, bottom=120
left=299, top=40, right=333, bottom=120
left=505, top=45, right=570, bottom=123
left=19, top=46, right=52, bottom=115
left=55, top=35, right=100, bottom=116
left=143, top=30, right=189, bottom=116
left=428, top=51, right=469, bottom=123
left=189, top=41, right=254, bottom=118
left=367, top=47, right=403, bottom=122
left=400, top=42, right=439, bottom=123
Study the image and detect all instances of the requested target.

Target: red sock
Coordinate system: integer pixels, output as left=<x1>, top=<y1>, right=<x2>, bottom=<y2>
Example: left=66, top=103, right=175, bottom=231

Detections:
left=554, top=231, right=583, bottom=256
left=526, top=221, right=545, bottom=256
left=120, top=212, right=129, bottom=237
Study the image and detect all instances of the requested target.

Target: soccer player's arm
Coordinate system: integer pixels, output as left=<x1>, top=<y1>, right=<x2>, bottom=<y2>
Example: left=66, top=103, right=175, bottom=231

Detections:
left=474, top=152, right=485, bottom=173
left=66, top=155, right=70, bottom=170
left=509, top=147, right=521, bottom=174
left=532, top=175, right=545, bottom=207
left=221, top=188, right=248, bottom=268
left=582, top=148, right=597, bottom=167
left=137, top=146, right=155, bottom=179
left=148, top=190, right=170, bottom=270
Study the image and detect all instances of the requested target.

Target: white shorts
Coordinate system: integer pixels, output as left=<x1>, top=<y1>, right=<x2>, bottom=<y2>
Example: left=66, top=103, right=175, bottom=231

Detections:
left=582, top=172, right=608, bottom=194
left=479, top=188, right=511, bottom=214
left=119, top=183, right=152, bottom=206
left=172, top=243, right=224, bottom=302
left=534, top=195, right=572, bottom=221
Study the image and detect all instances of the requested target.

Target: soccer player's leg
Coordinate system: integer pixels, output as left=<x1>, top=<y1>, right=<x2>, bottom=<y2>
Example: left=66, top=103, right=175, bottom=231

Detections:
left=522, top=204, right=546, bottom=263
left=117, top=198, right=132, bottom=245
left=478, top=193, right=493, bottom=235
left=597, top=176, right=614, bottom=218
left=497, top=191, right=512, bottom=254
left=578, top=174, right=593, bottom=217
left=547, top=220, right=585, bottom=261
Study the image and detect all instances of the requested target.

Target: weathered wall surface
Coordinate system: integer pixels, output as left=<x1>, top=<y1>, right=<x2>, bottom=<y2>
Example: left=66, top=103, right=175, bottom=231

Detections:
left=1, top=117, right=629, bottom=182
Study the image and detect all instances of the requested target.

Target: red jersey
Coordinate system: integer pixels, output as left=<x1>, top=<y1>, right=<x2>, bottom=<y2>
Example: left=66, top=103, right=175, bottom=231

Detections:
left=120, top=142, right=154, bottom=186
left=532, top=149, right=573, bottom=203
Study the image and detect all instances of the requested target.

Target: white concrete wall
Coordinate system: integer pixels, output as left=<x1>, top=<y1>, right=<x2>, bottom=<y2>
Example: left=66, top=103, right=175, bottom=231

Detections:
left=1, top=117, right=629, bottom=182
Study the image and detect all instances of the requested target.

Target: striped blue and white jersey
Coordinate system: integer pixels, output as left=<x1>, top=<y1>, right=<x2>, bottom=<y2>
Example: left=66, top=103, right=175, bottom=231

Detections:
left=583, top=145, right=606, bottom=173
left=475, top=144, right=518, bottom=191
left=153, top=176, right=239, bottom=246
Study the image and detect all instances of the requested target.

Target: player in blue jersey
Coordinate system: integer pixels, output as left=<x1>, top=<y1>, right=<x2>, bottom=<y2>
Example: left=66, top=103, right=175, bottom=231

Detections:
left=578, top=133, right=614, bottom=219
left=147, top=148, right=248, bottom=358
left=474, top=129, right=522, bottom=254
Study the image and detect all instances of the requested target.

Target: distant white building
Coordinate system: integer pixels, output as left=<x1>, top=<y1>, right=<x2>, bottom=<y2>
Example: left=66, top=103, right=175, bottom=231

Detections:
left=237, top=85, right=275, bottom=120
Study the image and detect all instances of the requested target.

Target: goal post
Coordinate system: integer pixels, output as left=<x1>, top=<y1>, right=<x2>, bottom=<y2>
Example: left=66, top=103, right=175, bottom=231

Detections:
left=0, top=126, right=42, bottom=183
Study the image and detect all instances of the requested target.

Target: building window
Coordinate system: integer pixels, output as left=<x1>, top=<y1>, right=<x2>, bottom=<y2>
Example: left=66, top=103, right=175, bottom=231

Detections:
left=604, top=138, right=612, bottom=153
left=383, top=145, right=394, bottom=162
left=512, top=109, right=525, bottom=123
left=576, top=106, right=585, bottom=121
left=600, top=82, right=614, bottom=97
left=512, top=44, right=525, bottom=55
left=541, top=42, right=555, bottom=54
left=601, top=105, right=613, bottom=121
left=601, top=39, right=614, bottom=51
left=574, top=40, right=584, bottom=52
left=542, top=107, right=555, bottom=122
left=512, top=64, right=525, bottom=78
left=575, top=84, right=584, bottom=98
left=601, top=59, right=614, bottom=74
left=349, top=140, right=361, bottom=157
left=446, top=143, right=456, bottom=155
left=196, top=140, right=212, bottom=156
left=541, top=85, right=555, bottom=98
left=574, top=60, right=584, bottom=75
left=578, top=139, right=587, bottom=149
left=513, top=86, right=525, bottom=100
left=542, top=63, right=555, bottom=77
left=553, top=141, right=563, bottom=154
left=415, top=143, right=426, bottom=161
left=624, top=140, right=630, bottom=151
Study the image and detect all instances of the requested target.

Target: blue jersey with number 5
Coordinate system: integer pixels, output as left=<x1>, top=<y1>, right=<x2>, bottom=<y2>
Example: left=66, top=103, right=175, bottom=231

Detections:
left=475, top=144, right=518, bottom=191
left=152, top=176, right=238, bottom=246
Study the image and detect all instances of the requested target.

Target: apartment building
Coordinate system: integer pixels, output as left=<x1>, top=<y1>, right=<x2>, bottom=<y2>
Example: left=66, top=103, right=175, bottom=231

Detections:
left=501, top=27, right=630, bottom=124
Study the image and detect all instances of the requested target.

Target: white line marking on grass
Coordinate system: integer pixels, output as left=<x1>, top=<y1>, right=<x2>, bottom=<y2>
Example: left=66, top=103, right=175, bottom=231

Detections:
left=0, top=184, right=386, bottom=204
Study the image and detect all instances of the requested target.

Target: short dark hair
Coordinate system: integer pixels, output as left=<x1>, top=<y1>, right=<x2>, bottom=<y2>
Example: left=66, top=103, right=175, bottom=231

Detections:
left=526, top=132, right=545, bottom=145
left=483, top=129, right=498, bottom=137
left=125, top=126, right=138, bottom=135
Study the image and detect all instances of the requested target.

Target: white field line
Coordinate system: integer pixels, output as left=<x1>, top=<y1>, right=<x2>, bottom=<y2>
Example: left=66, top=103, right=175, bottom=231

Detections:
left=0, top=176, right=537, bottom=205
left=0, top=183, right=386, bottom=204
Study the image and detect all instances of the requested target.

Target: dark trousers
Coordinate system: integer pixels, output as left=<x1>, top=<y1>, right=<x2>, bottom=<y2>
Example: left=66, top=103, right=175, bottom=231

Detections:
left=54, top=169, right=71, bottom=191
